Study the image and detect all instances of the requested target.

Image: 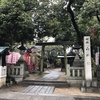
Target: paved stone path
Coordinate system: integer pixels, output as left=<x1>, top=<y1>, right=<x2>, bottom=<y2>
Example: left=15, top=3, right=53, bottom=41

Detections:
left=37, top=70, right=61, bottom=80
left=1, top=69, right=100, bottom=100
left=0, top=69, right=75, bottom=100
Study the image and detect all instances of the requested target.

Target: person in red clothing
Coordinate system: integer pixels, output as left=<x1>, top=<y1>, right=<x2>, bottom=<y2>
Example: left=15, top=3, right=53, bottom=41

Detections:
left=23, top=49, right=33, bottom=72
left=30, top=51, right=39, bottom=71
left=23, top=49, right=39, bottom=72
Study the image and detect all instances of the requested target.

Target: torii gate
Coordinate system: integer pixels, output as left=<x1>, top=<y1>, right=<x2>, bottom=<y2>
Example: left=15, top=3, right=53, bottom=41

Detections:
left=36, top=41, right=73, bottom=74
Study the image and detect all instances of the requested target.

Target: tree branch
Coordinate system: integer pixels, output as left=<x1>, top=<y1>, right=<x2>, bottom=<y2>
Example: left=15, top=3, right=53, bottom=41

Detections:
left=96, top=11, right=100, bottom=23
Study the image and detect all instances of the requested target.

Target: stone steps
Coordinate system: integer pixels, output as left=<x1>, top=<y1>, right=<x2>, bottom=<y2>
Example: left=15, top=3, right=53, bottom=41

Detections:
left=21, top=80, right=70, bottom=88
left=21, top=85, right=55, bottom=94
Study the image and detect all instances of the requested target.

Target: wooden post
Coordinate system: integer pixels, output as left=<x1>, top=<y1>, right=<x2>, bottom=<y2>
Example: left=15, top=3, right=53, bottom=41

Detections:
left=63, top=45, right=67, bottom=74
left=40, top=45, right=45, bottom=74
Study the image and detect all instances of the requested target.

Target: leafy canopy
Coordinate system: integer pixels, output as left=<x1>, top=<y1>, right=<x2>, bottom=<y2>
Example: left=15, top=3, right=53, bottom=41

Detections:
left=0, top=0, right=35, bottom=46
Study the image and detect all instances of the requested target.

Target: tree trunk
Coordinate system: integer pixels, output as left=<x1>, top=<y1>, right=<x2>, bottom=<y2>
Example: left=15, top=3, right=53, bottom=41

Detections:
left=67, top=0, right=83, bottom=46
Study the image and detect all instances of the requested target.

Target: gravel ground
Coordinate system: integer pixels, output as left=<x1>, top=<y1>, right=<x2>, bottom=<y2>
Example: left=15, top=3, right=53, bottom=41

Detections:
left=54, top=87, right=100, bottom=97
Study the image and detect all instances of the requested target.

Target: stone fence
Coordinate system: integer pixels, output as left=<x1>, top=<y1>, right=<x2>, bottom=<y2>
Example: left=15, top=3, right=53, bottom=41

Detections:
left=7, top=58, right=29, bottom=83
left=66, top=64, right=97, bottom=86
left=7, top=64, right=25, bottom=82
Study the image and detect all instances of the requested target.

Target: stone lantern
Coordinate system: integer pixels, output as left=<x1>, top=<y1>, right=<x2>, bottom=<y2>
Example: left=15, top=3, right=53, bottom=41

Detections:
left=18, top=44, right=26, bottom=55
left=72, top=43, right=84, bottom=67
left=67, top=50, right=76, bottom=66
left=72, top=43, right=81, bottom=60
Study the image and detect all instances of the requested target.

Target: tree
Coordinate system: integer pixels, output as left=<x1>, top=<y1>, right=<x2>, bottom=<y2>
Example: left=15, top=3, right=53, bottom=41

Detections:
left=32, top=0, right=73, bottom=42
left=48, top=1, right=73, bottom=42
left=1, top=0, right=100, bottom=53
left=81, top=0, right=100, bottom=23
left=64, top=0, right=100, bottom=56
left=0, top=0, right=35, bottom=46
left=80, top=0, right=100, bottom=56
left=65, top=0, right=86, bottom=46
left=32, top=0, right=52, bottom=42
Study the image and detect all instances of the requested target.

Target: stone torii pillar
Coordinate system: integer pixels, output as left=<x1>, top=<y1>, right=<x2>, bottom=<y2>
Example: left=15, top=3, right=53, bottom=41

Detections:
left=63, top=45, right=67, bottom=74
left=36, top=41, right=73, bottom=74
left=40, top=45, right=45, bottom=74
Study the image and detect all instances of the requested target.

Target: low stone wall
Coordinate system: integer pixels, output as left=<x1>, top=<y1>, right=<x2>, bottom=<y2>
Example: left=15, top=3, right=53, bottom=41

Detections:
left=0, top=78, right=6, bottom=87
left=66, top=64, right=97, bottom=86
left=74, top=95, right=100, bottom=100
left=7, top=65, right=24, bottom=82
left=7, top=56, right=29, bottom=83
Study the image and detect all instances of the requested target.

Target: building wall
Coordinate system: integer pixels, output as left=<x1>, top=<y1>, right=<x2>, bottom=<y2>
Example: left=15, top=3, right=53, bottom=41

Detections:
left=0, top=78, right=6, bottom=87
left=0, top=56, right=2, bottom=66
left=0, top=66, right=7, bottom=87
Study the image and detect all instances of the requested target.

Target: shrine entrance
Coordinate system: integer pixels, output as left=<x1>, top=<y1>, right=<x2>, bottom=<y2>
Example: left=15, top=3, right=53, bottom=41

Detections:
left=36, top=41, right=73, bottom=74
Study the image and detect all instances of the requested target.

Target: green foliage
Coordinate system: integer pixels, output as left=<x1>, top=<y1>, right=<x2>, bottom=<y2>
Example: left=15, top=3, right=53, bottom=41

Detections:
left=0, top=0, right=100, bottom=53
left=81, top=0, right=100, bottom=18
left=32, top=0, right=73, bottom=42
left=0, top=0, right=34, bottom=46
left=78, top=0, right=100, bottom=53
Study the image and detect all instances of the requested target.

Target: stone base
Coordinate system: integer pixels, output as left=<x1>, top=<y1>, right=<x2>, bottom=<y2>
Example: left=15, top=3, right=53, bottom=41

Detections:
left=81, top=87, right=99, bottom=93
left=0, top=77, right=6, bottom=87
left=67, top=79, right=82, bottom=87
left=80, top=80, right=100, bottom=93
left=24, top=71, right=29, bottom=78
left=15, top=77, right=24, bottom=83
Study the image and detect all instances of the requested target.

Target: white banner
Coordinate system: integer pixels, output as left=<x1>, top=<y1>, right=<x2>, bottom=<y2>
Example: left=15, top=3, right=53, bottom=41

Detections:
left=95, top=52, right=99, bottom=65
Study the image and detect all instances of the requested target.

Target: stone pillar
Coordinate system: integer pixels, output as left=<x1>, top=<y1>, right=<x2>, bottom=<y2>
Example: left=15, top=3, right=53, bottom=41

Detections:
left=84, top=36, right=92, bottom=81
left=16, top=55, right=29, bottom=79
left=40, top=45, right=45, bottom=74
left=63, top=45, right=67, bottom=74
left=80, top=37, right=99, bottom=93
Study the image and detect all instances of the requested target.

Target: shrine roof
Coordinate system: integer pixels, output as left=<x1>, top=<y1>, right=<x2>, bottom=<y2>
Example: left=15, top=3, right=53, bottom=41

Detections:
left=0, top=46, right=9, bottom=54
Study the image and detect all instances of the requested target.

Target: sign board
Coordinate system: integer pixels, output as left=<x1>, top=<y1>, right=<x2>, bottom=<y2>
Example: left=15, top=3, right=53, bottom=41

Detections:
left=84, top=36, right=92, bottom=80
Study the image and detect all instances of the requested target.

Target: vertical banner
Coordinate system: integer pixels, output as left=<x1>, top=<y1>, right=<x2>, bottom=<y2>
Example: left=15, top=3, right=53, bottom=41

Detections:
left=95, top=52, right=99, bottom=65
left=84, top=36, right=92, bottom=81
